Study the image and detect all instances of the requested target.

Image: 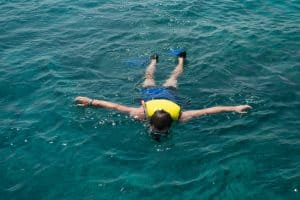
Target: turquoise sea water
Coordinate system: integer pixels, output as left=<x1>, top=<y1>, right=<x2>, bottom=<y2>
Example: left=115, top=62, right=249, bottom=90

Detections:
left=1, top=0, right=300, bottom=199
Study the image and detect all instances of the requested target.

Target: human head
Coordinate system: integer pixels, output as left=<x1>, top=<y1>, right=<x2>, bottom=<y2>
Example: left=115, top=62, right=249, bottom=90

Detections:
left=149, top=109, right=173, bottom=134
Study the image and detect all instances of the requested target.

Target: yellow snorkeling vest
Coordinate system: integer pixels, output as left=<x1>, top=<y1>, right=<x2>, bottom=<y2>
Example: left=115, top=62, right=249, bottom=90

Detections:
left=145, top=99, right=181, bottom=121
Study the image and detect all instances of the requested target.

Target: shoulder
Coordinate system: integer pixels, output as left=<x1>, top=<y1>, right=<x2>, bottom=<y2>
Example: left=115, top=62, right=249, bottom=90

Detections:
left=178, top=111, right=189, bottom=122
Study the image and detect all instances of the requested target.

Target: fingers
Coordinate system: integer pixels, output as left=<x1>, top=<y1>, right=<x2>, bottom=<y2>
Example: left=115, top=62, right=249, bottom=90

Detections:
left=237, top=105, right=252, bottom=114
left=236, top=109, right=246, bottom=114
left=242, top=105, right=252, bottom=112
left=239, top=105, right=252, bottom=110
left=75, top=96, right=91, bottom=104
left=75, top=96, right=84, bottom=101
left=75, top=96, right=89, bottom=107
left=244, top=105, right=252, bottom=109
left=75, top=97, right=81, bottom=102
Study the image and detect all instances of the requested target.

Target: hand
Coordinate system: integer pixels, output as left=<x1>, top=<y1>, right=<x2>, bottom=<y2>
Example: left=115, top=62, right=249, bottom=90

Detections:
left=75, top=96, right=92, bottom=107
left=234, top=105, right=252, bottom=114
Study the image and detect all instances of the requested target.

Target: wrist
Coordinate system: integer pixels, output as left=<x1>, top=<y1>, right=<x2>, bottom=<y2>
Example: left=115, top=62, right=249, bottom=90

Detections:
left=88, top=99, right=94, bottom=106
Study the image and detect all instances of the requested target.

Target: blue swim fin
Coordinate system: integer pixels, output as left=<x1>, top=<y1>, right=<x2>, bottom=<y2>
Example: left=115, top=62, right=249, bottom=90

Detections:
left=168, top=48, right=184, bottom=56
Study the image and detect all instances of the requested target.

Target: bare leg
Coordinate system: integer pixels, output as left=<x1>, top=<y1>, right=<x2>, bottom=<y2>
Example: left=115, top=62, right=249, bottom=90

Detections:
left=163, top=54, right=185, bottom=88
left=142, top=55, right=158, bottom=88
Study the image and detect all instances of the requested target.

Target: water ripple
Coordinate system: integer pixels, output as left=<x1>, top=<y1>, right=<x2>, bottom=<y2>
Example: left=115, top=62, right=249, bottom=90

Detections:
left=1, top=0, right=300, bottom=199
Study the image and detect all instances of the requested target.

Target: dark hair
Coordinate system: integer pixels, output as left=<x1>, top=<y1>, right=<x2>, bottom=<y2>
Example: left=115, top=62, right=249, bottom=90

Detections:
left=150, top=110, right=173, bottom=133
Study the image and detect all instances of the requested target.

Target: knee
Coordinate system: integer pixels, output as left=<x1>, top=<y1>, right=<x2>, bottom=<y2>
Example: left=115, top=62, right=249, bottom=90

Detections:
left=145, top=73, right=153, bottom=79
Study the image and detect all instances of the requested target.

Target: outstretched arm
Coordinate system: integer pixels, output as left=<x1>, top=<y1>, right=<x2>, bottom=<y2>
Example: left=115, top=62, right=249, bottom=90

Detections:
left=179, top=105, right=251, bottom=122
left=75, top=96, right=145, bottom=120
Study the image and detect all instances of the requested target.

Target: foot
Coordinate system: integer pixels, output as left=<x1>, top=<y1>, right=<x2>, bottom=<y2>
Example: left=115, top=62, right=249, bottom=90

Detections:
left=150, top=54, right=159, bottom=62
left=178, top=51, right=186, bottom=59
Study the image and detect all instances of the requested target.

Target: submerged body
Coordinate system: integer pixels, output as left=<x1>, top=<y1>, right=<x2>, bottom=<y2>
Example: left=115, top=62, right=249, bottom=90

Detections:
left=75, top=52, right=251, bottom=135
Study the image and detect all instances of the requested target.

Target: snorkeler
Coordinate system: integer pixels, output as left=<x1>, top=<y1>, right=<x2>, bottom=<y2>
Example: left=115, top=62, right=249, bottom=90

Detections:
left=75, top=52, right=251, bottom=135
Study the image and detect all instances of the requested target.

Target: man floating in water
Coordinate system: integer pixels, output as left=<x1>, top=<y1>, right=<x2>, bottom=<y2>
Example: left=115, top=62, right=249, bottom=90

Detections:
left=75, top=52, right=251, bottom=137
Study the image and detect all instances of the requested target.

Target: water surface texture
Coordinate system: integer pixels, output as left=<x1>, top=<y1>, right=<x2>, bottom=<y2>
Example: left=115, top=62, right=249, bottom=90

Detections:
left=1, top=0, right=300, bottom=199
